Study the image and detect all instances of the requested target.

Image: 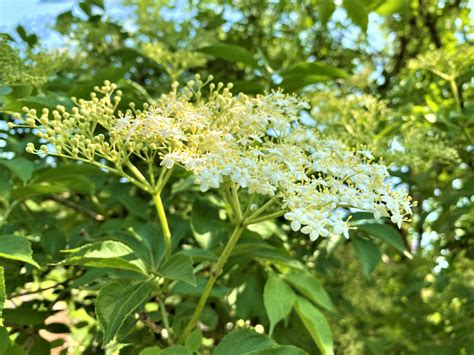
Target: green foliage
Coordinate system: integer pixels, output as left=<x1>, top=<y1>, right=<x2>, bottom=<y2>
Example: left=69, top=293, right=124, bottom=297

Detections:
left=0, top=0, right=472, bottom=353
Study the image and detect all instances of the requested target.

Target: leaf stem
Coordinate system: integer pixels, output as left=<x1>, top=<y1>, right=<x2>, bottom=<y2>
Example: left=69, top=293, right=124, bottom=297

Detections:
left=244, top=210, right=286, bottom=225
left=177, top=221, right=245, bottom=344
left=152, top=193, right=172, bottom=261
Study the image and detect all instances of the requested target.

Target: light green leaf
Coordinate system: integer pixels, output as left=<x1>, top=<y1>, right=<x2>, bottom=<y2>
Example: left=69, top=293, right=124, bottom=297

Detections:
left=375, top=0, right=408, bottom=16
left=0, top=267, right=4, bottom=325
left=343, top=0, right=369, bottom=31
left=284, top=271, right=334, bottom=312
left=185, top=328, right=203, bottom=352
left=96, top=280, right=151, bottom=345
left=352, top=236, right=381, bottom=278
left=60, top=240, right=147, bottom=275
left=0, top=235, right=40, bottom=268
left=264, top=273, right=296, bottom=335
left=319, top=0, right=336, bottom=26
left=198, top=43, right=258, bottom=67
left=357, top=223, right=406, bottom=253
left=0, top=158, right=34, bottom=183
left=214, top=328, right=275, bottom=355
left=159, top=253, right=196, bottom=286
left=294, top=296, right=334, bottom=355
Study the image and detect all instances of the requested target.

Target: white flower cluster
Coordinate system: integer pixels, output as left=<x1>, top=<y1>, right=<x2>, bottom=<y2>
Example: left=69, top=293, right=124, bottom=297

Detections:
left=15, top=77, right=413, bottom=242
left=113, top=79, right=413, bottom=240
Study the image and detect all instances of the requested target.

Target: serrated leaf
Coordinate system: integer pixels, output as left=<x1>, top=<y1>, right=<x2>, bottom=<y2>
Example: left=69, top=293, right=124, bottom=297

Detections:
left=96, top=280, right=151, bottom=345
left=198, top=43, right=258, bottom=67
left=0, top=158, right=34, bottom=183
left=357, top=223, right=406, bottom=252
left=60, top=240, right=147, bottom=275
left=159, top=253, right=196, bottom=286
left=214, top=328, right=275, bottom=355
left=294, top=296, right=334, bottom=355
left=264, top=273, right=295, bottom=335
left=0, top=235, right=40, bottom=268
left=284, top=271, right=334, bottom=312
left=352, top=236, right=381, bottom=278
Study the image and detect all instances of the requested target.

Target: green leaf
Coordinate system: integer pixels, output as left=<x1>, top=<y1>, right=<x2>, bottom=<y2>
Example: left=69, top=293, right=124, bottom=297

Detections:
left=282, top=61, right=348, bottom=79
left=198, top=43, right=258, bottom=67
left=294, top=296, right=334, bottom=355
left=375, top=0, right=409, bottom=16
left=284, top=271, right=334, bottom=312
left=2, top=302, right=50, bottom=325
left=185, top=329, right=203, bottom=352
left=356, top=223, right=406, bottom=252
left=281, top=62, right=348, bottom=91
left=159, top=253, right=196, bottom=286
left=96, top=280, right=152, bottom=345
left=0, top=267, right=4, bottom=325
left=352, top=236, right=381, bottom=278
left=343, top=0, right=369, bottom=31
left=60, top=240, right=147, bottom=275
left=247, top=345, right=308, bottom=354
left=319, top=0, right=336, bottom=26
left=0, top=86, right=13, bottom=96
left=171, top=277, right=229, bottom=298
left=264, top=273, right=296, bottom=335
left=140, top=345, right=192, bottom=355
left=191, top=199, right=230, bottom=249
left=0, top=158, right=34, bottom=183
left=214, top=328, right=275, bottom=355
left=0, top=235, right=40, bottom=268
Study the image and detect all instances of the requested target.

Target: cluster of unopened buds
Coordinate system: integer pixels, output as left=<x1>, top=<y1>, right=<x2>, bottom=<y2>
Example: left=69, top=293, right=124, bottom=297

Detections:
left=9, top=76, right=413, bottom=241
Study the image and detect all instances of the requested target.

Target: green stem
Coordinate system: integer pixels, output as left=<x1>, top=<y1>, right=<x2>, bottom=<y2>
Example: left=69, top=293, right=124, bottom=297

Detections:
left=449, top=78, right=462, bottom=113
left=177, top=222, right=245, bottom=344
left=152, top=193, right=172, bottom=261
left=245, top=210, right=286, bottom=225
left=158, top=298, right=173, bottom=344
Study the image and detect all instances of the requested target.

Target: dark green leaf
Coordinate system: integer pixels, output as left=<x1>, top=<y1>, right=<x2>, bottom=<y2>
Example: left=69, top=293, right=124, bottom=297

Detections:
left=159, top=253, right=196, bottom=286
left=214, top=328, right=275, bottom=355
left=247, top=345, right=308, bottom=354
left=199, top=43, right=258, bottom=67
left=357, top=223, right=406, bottom=252
left=96, top=280, right=152, bottom=345
left=352, top=236, right=381, bottom=278
left=0, top=267, right=4, bottom=325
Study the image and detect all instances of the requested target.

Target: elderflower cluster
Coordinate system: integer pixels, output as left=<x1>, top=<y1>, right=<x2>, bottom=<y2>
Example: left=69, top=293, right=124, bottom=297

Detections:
left=12, top=77, right=413, bottom=241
